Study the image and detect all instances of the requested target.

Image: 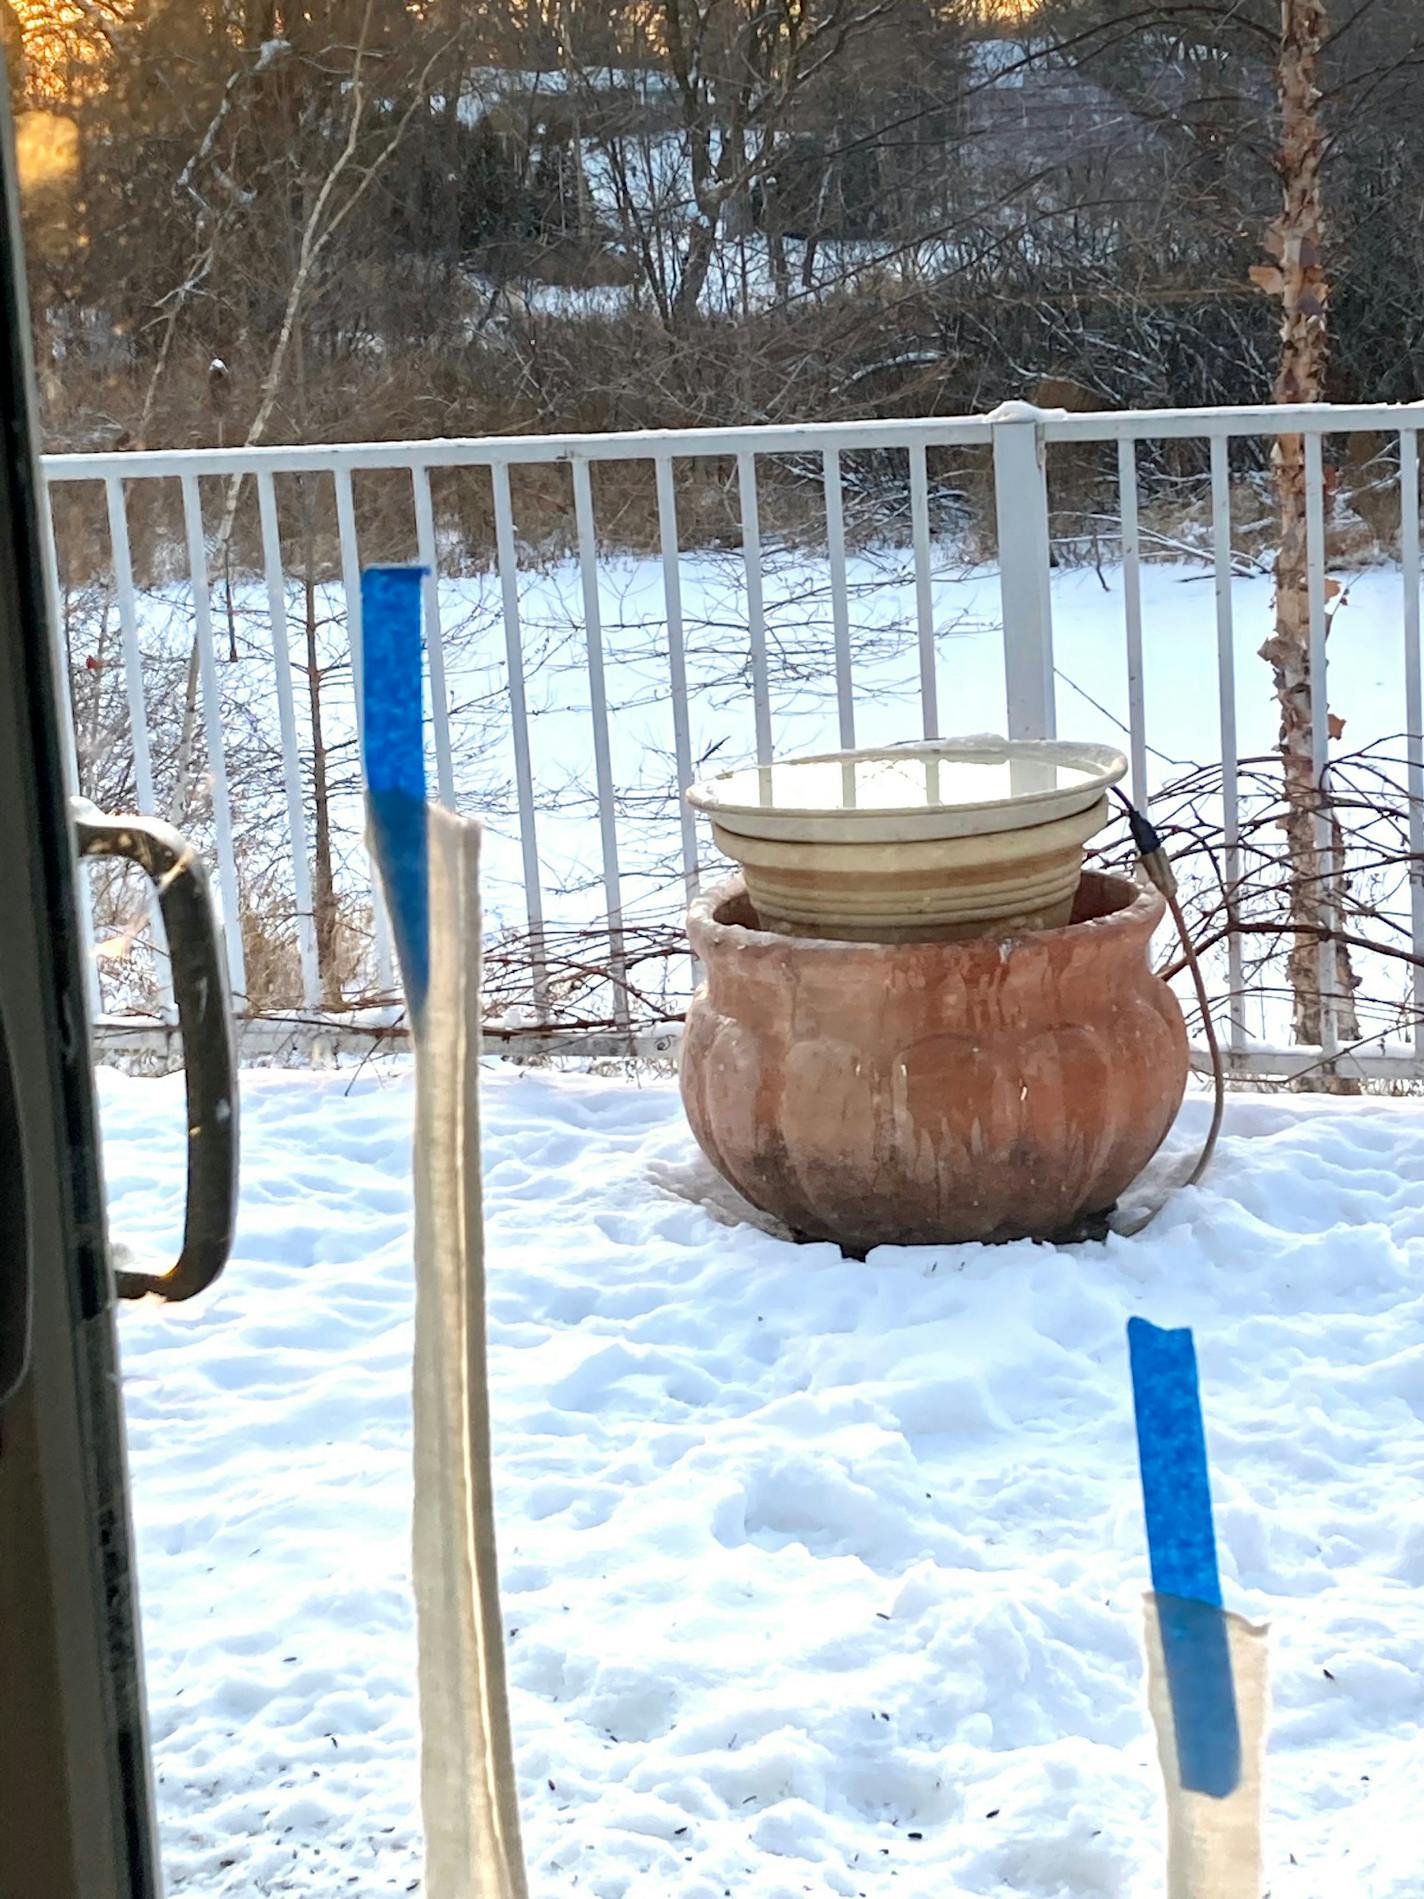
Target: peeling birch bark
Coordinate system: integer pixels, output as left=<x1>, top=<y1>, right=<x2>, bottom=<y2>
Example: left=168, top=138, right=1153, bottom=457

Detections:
left=1254, top=0, right=1360, bottom=1078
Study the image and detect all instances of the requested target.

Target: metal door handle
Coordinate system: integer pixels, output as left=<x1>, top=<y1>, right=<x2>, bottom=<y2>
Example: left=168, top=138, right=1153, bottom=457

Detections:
left=73, top=802, right=239, bottom=1302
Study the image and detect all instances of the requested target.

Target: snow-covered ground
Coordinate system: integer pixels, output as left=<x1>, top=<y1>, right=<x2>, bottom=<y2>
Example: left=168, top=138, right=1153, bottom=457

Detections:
left=105, top=1060, right=1424, bottom=1897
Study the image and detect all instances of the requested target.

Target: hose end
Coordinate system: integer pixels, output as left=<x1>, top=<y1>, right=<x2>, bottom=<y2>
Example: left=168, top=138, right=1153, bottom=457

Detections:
left=1113, top=790, right=1178, bottom=898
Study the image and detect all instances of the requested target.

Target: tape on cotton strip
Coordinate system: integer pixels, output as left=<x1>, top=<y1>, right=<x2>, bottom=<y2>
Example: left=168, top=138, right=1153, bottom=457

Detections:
left=1127, top=1319, right=1268, bottom=1898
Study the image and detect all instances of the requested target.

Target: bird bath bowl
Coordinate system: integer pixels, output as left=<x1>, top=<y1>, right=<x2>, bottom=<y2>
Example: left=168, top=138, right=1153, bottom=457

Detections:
left=685, top=736, right=1129, bottom=942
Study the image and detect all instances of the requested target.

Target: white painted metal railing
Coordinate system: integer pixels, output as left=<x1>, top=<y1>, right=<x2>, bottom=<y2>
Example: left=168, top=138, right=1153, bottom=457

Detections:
left=41, top=399, right=1424, bottom=1081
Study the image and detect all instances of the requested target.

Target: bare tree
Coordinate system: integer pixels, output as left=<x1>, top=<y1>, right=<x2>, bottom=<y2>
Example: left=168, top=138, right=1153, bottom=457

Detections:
left=1252, top=0, right=1361, bottom=1070
left=152, top=3, right=450, bottom=997
left=659, top=0, right=888, bottom=322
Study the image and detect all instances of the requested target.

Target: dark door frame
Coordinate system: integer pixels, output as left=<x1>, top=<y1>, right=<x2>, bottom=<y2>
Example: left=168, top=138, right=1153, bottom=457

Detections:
left=0, top=70, right=164, bottom=1899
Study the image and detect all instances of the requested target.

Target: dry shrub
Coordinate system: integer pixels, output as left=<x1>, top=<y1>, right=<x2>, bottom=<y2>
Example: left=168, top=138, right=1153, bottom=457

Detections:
left=239, top=886, right=377, bottom=1016
left=39, top=269, right=1306, bottom=588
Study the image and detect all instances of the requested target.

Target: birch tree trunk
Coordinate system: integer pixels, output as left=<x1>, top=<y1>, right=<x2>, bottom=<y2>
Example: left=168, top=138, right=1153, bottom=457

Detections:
left=1253, top=0, right=1360, bottom=1073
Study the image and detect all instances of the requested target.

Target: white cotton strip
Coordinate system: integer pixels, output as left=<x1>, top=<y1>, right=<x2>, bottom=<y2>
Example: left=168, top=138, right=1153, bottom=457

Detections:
left=407, top=808, right=529, bottom=1899
left=1143, top=1594, right=1268, bottom=1899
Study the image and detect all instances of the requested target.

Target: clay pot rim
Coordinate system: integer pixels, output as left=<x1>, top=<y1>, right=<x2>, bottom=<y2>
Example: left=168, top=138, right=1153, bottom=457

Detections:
left=687, top=866, right=1165, bottom=957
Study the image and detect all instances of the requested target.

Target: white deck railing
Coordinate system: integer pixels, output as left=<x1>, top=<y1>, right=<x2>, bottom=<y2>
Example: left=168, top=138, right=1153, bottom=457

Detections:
left=42, top=400, right=1424, bottom=1081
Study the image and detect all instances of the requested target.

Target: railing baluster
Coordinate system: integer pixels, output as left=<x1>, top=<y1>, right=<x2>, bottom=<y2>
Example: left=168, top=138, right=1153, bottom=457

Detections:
left=104, top=475, right=175, bottom=1017
left=1401, top=429, right=1424, bottom=1052
left=180, top=475, right=246, bottom=1007
left=737, top=452, right=773, bottom=764
left=410, top=464, right=456, bottom=807
left=571, top=459, right=628, bottom=1025
left=41, top=482, right=102, bottom=1020
left=104, top=476, right=159, bottom=812
left=823, top=447, right=855, bottom=749
left=1210, top=435, right=1245, bottom=1050
left=40, top=484, right=83, bottom=798
left=1118, top=439, right=1149, bottom=808
left=255, top=471, right=320, bottom=1009
left=333, top=467, right=395, bottom=997
left=1304, top=430, right=1337, bottom=1058
left=654, top=456, right=700, bottom=900
left=990, top=402, right=1056, bottom=744
left=491, top=460, right=548, bottom=1012
left=909, top=443, right=938, bottom=740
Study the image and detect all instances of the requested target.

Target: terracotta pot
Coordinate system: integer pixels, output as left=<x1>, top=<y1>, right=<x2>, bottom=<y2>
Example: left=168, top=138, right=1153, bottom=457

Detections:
left=680, top=870, right=1188, bottom=1250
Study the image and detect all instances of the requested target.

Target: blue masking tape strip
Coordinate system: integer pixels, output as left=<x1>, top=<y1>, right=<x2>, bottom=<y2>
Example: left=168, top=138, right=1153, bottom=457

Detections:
left=1128, top=1317, right=1222, bottom=1606
left=1127, top=1318, right=1240, bottom=1799
left=361, top=566, right=429, bottom=1016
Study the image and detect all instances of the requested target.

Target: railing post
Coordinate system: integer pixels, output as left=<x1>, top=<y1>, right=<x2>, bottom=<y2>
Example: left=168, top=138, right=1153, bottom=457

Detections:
left=990, top=401, right=1058, bottom=742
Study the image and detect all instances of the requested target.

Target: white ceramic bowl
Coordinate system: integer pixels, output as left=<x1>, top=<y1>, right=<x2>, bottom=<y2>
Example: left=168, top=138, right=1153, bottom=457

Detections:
left=686, top=736, right=1128, bottom=942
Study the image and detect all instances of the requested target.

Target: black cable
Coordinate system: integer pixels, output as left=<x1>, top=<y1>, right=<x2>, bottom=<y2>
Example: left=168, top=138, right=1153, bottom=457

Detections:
left=1109, top=789, right=1225, bottom=1236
